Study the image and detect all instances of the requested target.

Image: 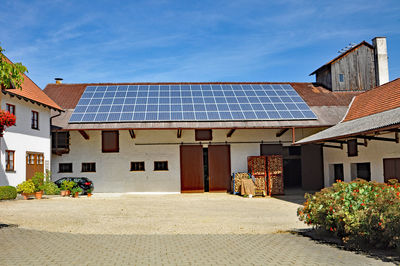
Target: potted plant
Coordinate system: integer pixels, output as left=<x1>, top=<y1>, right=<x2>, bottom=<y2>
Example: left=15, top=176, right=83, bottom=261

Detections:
left=86, top=188, right=93, bottom=197
left=31, top=172, right=44, bottom=199
left=16, top=180, right=35, bottom=200
left=71, top=186, right=83, bottom=198
left=60, top=180, right=75, bottom=196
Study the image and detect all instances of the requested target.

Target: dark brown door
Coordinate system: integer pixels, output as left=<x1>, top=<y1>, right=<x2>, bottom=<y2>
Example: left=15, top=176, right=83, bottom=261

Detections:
left=208, top=145, right=231, bottom=192
left=26, top=152, right=44, bottom=180
left=180, top=145, right=204, bottom=193
left=383, top=158, right=400, bottom=182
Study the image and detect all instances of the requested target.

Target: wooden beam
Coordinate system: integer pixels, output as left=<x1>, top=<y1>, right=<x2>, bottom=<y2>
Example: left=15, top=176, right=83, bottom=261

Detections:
left=227, top=129, right=236, bottom=138
left=276, top=128, right=289, bottom=138
left=177, top=129, right=182, bottom=138
left=355, top=135, right=399, bottom=143
left=129, top=129, right=136, bottom=139
left=325, top=140, right=346, bottom=144
left=323, top=144, right=343, bottom=149
left=78, top=130, right=89, bottom=140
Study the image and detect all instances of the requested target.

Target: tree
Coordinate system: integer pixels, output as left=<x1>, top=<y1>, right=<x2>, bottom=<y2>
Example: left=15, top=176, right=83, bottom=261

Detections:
left=0, top=45, right=27, bottom=90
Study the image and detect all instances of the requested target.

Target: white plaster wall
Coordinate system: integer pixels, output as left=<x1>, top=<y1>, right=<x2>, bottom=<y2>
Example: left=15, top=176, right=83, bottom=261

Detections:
left=0, top=94, right=51, bottom=186
left=323, top=138, right=400, bottom=187
left=52, top=127, right=321, bottom=192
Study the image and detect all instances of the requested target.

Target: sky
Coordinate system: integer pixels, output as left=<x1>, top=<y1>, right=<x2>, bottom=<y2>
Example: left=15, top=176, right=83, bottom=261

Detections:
left=1, top=0, right=399, bottom=89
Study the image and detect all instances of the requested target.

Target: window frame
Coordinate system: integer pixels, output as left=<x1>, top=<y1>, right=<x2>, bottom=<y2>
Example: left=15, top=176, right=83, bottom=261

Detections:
left=31, top=111, right=39, bottom=130
left=130, top=161, right=145, bottom=172
left=6, top=104, right=15, bottom=115
left=81, top=162, right=96, bottom=173
left=339, top=73, right=344, bottom=83
left=59, top=163, right=73, bottom=173
left=154, top=161, right=168, bottom=171
left=101, top=130, right=119, bottom=153
left=5, top=150, right=15, bottom=172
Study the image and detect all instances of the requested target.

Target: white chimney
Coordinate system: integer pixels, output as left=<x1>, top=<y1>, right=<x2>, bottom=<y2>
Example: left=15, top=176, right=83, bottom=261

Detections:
left=372, top=37, right=389, bottom=86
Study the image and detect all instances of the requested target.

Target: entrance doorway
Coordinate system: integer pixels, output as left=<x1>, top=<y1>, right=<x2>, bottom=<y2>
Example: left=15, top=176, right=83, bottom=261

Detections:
left=180, top=145, right=231, bottom=193
left=26, top=152, right=44, bottom=180
left=283, top=159, right=302, bottom=187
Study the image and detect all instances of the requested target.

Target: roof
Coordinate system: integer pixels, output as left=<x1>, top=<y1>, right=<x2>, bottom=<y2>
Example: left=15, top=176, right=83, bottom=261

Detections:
left=44, top=82, right=359, bottom=109
left=2, top=56, right=63, bottom=111
left=44, top=82, right=358, bottom=130
left=309, top=41, right=374, bottom=75
left=296, top=106, right=400, bottom=144
left=343, top=78, right=400, bottom=122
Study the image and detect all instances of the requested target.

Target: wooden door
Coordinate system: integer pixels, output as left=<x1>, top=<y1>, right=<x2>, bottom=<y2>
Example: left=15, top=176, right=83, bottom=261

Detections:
left=383, top=158, right=400, bottom=182
left=180, top=145, right=204, bottom=193
left=208, top=145, right=231, bottom=192
left=26, top=153, right=44, bottom=180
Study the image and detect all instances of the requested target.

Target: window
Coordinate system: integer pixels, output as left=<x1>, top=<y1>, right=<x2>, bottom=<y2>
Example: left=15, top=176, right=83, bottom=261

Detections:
left=5, top=150, right=15, bottom=171
left=333, top=164, right=344, bottom=182
left=102, top=131, right=119, bottom=152
left=6, top=104, right=15, bottom=115
left=195, top=129, right=212, bottom=141
left=52, top=131, right=70, bottom=152
left=356, top=163, right=371, bottom=181
left=154, top=161, right=168, bottom=171
left=31, top=111, right=39, bottom=129
left=347, top=139, right=358, bottom=157
left=339, top=73, right=344, bottom=82
left=383, top=158, right=400, bottom=183
left=59, top=163, right=73, bottom=173
left=82, top=162, right=96, bottom=172
left=130, top=162, right=145, bottom=171
left=37, top=154, right=44, bottom=165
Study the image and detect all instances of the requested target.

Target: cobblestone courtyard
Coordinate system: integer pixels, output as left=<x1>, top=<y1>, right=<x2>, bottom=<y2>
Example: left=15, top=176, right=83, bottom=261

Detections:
left=0, top=193, right=396, bottom=265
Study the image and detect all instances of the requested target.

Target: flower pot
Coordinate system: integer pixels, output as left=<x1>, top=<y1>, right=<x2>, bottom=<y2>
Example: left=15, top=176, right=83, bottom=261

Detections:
left=35, top=191, right=43, bottom=199
left=60, top=190, right=67, bottom=197
left=73, top=192, right=79, bottom=198
left=21, top=193, right=34, bottom=200
left=87, top=193, right=92, bottom=197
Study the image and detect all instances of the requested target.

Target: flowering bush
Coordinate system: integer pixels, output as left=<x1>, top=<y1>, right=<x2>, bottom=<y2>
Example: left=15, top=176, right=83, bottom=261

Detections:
left=0, top=110, right=16, bottom=136
left=298, top=179, right=400, bottom=249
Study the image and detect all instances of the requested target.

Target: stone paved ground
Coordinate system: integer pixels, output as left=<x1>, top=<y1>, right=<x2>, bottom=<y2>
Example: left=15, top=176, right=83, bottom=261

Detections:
left=0, top=193, right=396, bottom=265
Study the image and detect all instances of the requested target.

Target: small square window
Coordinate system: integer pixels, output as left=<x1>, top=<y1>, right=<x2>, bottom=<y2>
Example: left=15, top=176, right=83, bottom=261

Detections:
left=5, top=150, right=15, bottom=171
left=102, top=131, right=119, bottom=152
left=82, top=162, right=96, bottom=172
left=339, top=74, right=344, bottom=83
left=59, top=163, right=73, bottom=173
left=131, top=162, right=145, bottom=171
left=195, top=129, right=212, bottom=141
left=154, top=161, right=168, bottom=171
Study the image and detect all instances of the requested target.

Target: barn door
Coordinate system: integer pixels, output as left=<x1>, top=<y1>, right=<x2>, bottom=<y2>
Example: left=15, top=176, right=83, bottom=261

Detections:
left=208, top=145, right=231, bottom=192
left=383, top=158, right=400, bottom=182
left=180, top=145, right=204, bottom=193
left=26, top=152, right=44, bottom=180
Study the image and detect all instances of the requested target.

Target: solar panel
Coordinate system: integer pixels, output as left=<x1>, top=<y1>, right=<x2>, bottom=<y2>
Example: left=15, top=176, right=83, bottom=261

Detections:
left=69, top=84, right=317, bottom=123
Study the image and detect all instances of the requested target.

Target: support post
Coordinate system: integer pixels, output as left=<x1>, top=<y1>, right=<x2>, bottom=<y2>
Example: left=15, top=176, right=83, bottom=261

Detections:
left=78, top=130, right=89, bottom=140
left=227, top=129, right=236, bottom=138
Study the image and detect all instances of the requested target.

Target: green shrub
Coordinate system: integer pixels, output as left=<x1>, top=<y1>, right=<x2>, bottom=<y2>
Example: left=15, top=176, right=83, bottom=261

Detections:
left=61, top=180, right=75, bottom=191
left=43, top=182, right=60, bottom=195
left=298, top=179, right=400, bottom=249
left=71, top=186, right=83, bottom=195
left=16, top=180, right=35, bottom=194
left=0, top=186, right=17, bottom=200
left=31, top=172, right=44, bottom=192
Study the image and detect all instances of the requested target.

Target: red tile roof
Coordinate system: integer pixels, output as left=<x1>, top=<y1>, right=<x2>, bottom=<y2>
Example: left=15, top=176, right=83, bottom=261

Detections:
left=43, top=82, right=359, bottom=110
left=2, top=56, right=62, bottom=111
left=343, top=78, right=400, bottom=122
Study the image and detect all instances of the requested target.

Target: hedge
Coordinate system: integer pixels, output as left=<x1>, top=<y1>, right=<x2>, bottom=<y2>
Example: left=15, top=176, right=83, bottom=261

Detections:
left=0, top=186, right=17, bottom=200
left=298, top=179, right=400, bottom=249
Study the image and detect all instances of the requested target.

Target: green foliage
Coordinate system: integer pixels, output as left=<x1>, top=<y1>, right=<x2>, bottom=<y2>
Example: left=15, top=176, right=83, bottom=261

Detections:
left=31, top=172, right=44, bottom=192
left=298, top=179, right=400, bottom=249
left=71, top=186, right=83, bottom=195
left=0, top=186, right=17, bottom=200
left=43, top=182, right=60, bottom=195
left=86, top=188, right=92, bottom=194
left=61, top=180, right=75, bottom=191
left=16, top=180, right=35, bottom=194
left=0, top=45, right=27, bottom=90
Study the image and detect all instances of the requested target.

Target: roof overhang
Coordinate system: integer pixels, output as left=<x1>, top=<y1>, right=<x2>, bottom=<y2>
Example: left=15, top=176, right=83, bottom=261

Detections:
left=2, top=89, right=64, bottom=112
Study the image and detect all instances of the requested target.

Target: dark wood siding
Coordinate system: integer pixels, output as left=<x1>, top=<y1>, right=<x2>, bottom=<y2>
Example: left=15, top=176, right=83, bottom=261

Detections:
left=315, top=65, right=332, bottom=90
left=301, top=144, right=324, bottom=190
left=180, top=145, right=204, bottom=193
left=208, top=145, right=231, bottom=192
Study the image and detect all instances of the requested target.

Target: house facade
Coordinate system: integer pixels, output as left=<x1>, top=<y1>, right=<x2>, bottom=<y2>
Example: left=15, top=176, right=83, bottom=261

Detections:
left=0, top=66, right=62, bottom=186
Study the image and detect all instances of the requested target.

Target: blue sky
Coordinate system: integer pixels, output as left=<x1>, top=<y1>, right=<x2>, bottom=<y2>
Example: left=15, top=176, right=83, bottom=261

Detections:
left=1, top=0, right=399, bottom=89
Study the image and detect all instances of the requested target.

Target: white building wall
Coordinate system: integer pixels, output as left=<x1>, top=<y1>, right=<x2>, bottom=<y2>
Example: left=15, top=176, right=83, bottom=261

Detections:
left=52, top=127, right=322, bottom=192
left=0, top=94, right=51, bottom=186
left=323, top=139, right=400, bottom=187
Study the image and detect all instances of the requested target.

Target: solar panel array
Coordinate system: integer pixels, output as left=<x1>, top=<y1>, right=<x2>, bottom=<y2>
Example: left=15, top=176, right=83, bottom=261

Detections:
left=69, top=84, right=317, bottom=123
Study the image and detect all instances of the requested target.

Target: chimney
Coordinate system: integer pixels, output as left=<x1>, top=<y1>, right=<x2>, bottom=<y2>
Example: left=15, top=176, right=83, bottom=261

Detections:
left=372, top=37, right=389, bottom=86
left=55, top=78, right=63, bottom=84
